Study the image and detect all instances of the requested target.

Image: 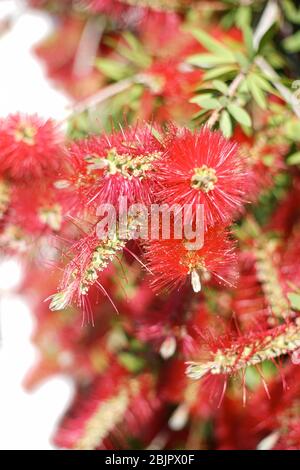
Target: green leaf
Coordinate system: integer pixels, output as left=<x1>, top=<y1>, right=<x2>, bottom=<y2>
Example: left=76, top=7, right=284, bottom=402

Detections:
left=190, top=93, right=214, bottom=104
left=282, top=0, right=300, bottom=25
left=242, top=24, right=254, bottom=57
left=227, top=103, right=252, bottom=127
left=212, top=80, right=229, bottom=94
left=220, top=10, right=235, bottom=29
left=239, top=79, right=249, bottom=94
left=283, top=31, right=300, bottom=53
left=95, top=58, right=133, bottom=81
left=288, top=292, right=300, bottom=311
left=287, top=151, right=300, bottom=165
left=197, top=98, right=220, bottom=110
left=187, top=53, right=235, bottom=68
left=220, top=110, right=232, bottom=138
left=123, top=31, right=143, bottom=51
left=247, top=75, right=267, bottom=109
left=203, top=65, right=237, bottom=81
left=235, top=51, right=249, bottom=69
left=236, top=6, right=251, bottom=29
left=187, top=27, right=236, bottom=60
left=249, top=72, right=274, bottom=93
left=119, top=32, right=151, bottom=68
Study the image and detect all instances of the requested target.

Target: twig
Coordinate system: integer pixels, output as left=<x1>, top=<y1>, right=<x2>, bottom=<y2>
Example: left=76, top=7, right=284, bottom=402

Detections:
left=72, top=17, right=106, bottom=78
left=253, top=0, right=280, bottom=51
left=63, top=76, right=139, bottom=121
left=255, top=56, right=300, bottom=118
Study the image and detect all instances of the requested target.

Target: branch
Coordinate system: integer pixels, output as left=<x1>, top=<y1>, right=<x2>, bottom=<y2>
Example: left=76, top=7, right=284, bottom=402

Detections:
left=255, top=56, right=300, bottom=119
left=64, top=76, right=139, bottom=120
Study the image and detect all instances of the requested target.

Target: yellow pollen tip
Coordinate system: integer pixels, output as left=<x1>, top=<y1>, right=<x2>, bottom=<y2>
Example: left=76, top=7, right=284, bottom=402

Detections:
left=191, top=165, right=217, bottom=193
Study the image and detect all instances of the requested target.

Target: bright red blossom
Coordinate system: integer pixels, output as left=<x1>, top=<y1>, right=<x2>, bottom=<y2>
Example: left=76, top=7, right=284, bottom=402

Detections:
left=145, top=225, right=238, bottom=293
left=63, top=124, right=164, bottom=211
left=155, top=126, right=251, bottom=230
left=0, top=114, right=63, bottom=180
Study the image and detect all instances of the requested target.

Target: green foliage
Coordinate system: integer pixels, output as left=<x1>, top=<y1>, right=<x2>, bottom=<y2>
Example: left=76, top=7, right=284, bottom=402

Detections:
left=186, top=10, right=284, bottom=137
left=283, top=31, right=300, bottom=53
left=282, top=0, right=300, bottom=24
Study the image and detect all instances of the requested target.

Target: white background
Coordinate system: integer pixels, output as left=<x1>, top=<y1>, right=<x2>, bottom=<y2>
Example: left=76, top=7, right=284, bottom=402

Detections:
left=0, top=1, right=73, bottom=450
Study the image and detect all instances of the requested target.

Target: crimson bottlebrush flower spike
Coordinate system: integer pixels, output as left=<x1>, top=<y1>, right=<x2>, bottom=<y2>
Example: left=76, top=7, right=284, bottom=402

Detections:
left=155, top=126, right=251, bottom=230
left=0, top=114, right=64, bottom=180
left=53, top=365, right=162, bottom=450
left=186, top=319, right=300, bottom=380
left=48, top=231, right=124, bottom=312
left=145, top=225, right=238, bottom=293
left=48, top=214, right=141, bottom=312
left=59, top=124, right=164, bottom=212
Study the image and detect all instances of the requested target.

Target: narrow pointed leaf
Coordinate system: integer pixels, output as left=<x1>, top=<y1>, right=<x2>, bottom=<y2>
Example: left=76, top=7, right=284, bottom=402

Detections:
left=228, top=103, right=252, bottom=127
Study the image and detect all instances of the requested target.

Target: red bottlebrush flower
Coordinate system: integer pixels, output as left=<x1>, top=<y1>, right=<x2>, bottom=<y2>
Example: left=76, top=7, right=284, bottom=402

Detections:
left=186, top=319, right=300, bottom=381
left=155, top=126, right=251, bottom=230
left=61, top=124, right=164, bottom=211
left=48, top=224, right=136, bottom=313
left=145, top=225, right=238, bottom=293
left=53, top=366, right=162, bottom=450
left=0, top=114, right=64, bottom=180
left=9, top=183, right=63, bottom=235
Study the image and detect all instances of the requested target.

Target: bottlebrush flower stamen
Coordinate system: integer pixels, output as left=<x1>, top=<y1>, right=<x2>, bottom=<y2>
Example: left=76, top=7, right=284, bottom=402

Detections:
left=49, top=218, right=139, bottom=310
left=85, top=147, right=161, bottom=180
left=191, top=165, right=218, bottom=193
left=14, top=122, right=37, bottom=145
left=75, top=386, right=130, bottom=450
left=79, top=235, right=127, bottom=295
left=186, top=319, right=300, bottom=380
left=254, top=239, right=290, bottom=320
left=49, top=235, right=127, bottom=311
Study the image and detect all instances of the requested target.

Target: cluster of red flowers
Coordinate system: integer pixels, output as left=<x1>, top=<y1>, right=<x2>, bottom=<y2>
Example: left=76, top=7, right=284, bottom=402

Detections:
left=2, top=0, right=300, bottom=451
